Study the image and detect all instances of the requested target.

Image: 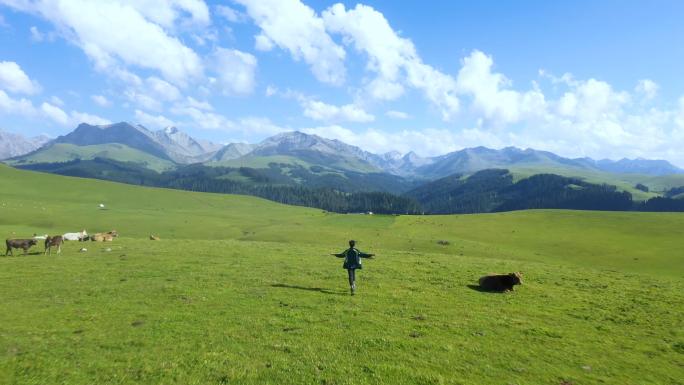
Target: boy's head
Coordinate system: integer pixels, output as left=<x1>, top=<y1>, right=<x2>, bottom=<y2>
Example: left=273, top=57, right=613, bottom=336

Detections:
left=349, top=240, right=356, bottom=247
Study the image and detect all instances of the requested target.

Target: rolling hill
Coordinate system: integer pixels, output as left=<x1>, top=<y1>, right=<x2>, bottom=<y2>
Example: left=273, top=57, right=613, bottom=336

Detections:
left=6, top=143, right=176, bottom=172
left=0, top=164, right=682, bottom=384
left=4, top=123, right=684, bottom=205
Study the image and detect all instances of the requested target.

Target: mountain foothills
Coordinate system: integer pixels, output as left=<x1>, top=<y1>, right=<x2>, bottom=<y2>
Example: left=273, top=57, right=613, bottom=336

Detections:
left=2, top=122, right=684, bottom=213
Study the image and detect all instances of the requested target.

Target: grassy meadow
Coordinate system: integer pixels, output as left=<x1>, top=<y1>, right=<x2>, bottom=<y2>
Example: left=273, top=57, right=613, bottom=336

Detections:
left=1, top=165, right=683, bottom=384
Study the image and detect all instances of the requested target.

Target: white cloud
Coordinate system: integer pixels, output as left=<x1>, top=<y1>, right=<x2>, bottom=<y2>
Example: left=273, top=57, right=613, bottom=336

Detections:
left=0, top=89, right=38, bottom=116
left=386, top=110, right=409, bottom=119
left=40, top=101, right=110, bottom=126
left=124, top=76, right=181, bottom=111
left=40, top=102, right=70, bottom=125
left=209, top=48, right=257, bottom=95
left=117, top=0, right=210, bottom=29
left=635, top=79, right=659, bottom=100
left=135, top=109, right=175, bottom=129
left=29, top=25, right=43, bottom=41
left=0, top=61, right=41, bottom=94
left=235, top=0, right=346, bottom=85
left=456, top=50, right=545, bottom=125
left=215, top=5, right=246, bottom=23
left=70, top=110, right=111, bottom=125
left=170, top=104, right=232, bottom=130
left=49, top=95, right=64, bottom=106
left=91, top=94, right=110, bottom=107
left=3, top=0, right=204, bottom=86
left=322, top=3, right=460, bottom=120
left=301, top=99, right=375, bottom=123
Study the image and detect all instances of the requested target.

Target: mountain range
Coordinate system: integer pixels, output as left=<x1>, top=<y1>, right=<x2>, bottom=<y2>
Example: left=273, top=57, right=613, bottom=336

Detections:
left=3, top=122, right=684, bottom=199
left=0, top=129, right=51, bottom=160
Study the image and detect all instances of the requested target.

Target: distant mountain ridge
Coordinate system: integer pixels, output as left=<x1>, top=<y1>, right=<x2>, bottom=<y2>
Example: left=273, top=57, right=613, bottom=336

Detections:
left=0, top=129, right=50, bottom=160
left=3, top=122, right=683, bottom=180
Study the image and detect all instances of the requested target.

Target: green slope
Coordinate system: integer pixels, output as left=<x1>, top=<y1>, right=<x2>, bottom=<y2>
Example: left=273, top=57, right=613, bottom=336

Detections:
left=0, top=165, right=682, bottom=384
left=6, top=143, right=176, bottom=172
left=508, top=165, right=684, bottom=200
left=208, top=154, right=379, bottom=174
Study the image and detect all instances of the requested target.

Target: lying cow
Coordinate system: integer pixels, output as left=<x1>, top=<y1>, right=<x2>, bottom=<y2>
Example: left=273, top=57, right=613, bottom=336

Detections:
left=63, top=229, right=88, bottom=241
left=44, top=235, right=64, bottom=255
left=90, top=232, right=115, bottom=242
left=478, top=272, right=523, bottom=292
left=5, top=239, right=38, bottom=256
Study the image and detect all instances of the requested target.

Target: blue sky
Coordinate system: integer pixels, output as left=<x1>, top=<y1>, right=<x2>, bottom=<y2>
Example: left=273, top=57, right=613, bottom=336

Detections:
left=1, top=0, right=684, bottom=165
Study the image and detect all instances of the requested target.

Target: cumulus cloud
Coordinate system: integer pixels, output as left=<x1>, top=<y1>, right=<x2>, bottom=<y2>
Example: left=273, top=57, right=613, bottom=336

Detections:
left=209, top=48, right=257, bottom=95
left=386, top=110, right=409, bottom=119
left=117, top=0, right=210, bottom=29
left=135, top=109, right=175, bottom=129
left=456, top=50, right=545, bottom=125
left=0, top=61, right=41, bottom=94
left=301, top=99, right=374, bottom=123
left=234, top=0, right=346, bottom=85
left=322, top=3, right=460, bottom=120
left=635, top=79, right=659, bottom=100
left=215, top=5, right=247, bottom=23
left=124, top=76, right=182, bottom=111
left=91, top=94, right=110, bottom=107
left=0, top=89, right=37, bottom=116
left=40, top=101, right=69, bottom=125
left=70, top=110, right=111, bottom=125
left=2, top=0, right=204, bottom=86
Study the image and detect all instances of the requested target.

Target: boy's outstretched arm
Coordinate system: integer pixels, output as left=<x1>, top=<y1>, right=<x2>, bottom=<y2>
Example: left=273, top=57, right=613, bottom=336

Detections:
left=331, top=252, right=346, bottom=258
left=359, top=252, right=375, bottom=258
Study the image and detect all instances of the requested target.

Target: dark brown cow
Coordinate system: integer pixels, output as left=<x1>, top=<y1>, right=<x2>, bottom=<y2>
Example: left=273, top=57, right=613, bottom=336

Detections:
left=44, top=235, right=64, bottom=255
left=5, top=239, right=38, bottom=256
left=478, top=272, right=523, bottom=292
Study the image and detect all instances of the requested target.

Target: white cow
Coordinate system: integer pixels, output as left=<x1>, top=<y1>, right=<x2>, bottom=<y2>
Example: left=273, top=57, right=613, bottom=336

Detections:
left=33, top=234, right=48, bottom=240
left=63, top=229, right=88, bottom=241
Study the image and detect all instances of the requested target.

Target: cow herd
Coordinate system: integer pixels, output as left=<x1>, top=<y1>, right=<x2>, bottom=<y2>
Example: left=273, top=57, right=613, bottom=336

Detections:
left=5, top=229, right=118, bottom=256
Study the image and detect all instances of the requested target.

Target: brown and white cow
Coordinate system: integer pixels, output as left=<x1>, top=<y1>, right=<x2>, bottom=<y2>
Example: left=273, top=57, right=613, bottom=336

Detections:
left=44, top=235, right=64, bottom=255
left=5, top=239, right=38, bottom=256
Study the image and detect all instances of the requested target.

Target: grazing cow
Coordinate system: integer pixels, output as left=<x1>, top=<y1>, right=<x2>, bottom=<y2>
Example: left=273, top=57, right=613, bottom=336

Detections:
left=63, top=229, right=88, bottom=241
left=150, top=235, right=160, bottom=241
left=5, top=239, right=38, bottom=256
left=478, top=272, right=523, bottom=292
left=44, top=235, right=64, bottom=255
left=33, top=234, right=48, bottom=240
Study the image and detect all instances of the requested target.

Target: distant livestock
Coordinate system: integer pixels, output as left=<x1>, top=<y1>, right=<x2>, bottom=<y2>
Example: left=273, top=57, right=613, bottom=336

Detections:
left=44, top=235, right=64, bottom=255
left=33, top=234, right=48, bottom=240
left=63, top=230, right=88, bottom=241
left=150, top=235, right=160, bottom=241
left=478, top=272, right=523, bottom=292
left=90, top=231, right=118, bottom=242
left=5, top=239, right=38, bottom=256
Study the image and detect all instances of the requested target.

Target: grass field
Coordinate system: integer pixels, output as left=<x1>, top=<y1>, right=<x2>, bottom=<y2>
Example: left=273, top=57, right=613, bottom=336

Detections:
left=6, top=143, right=176, bottom=172
left=1, top=165, right=683, bottom=384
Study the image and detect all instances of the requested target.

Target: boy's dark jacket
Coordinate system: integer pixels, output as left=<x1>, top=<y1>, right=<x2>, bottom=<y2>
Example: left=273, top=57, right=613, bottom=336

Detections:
left=334, top=247, right=373, bottom=269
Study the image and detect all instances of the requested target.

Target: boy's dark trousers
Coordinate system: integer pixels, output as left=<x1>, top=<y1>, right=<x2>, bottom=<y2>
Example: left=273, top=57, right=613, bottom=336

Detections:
left=347, top=269, right=356, bottom=287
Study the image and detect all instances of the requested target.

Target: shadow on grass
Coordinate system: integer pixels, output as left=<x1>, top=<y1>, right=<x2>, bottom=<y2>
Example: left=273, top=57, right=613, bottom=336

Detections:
left=4, top=251, right=44, bottom=257
left=271, top=283, right=344, bottom=296
left=466, top=284, right=504, bottom=294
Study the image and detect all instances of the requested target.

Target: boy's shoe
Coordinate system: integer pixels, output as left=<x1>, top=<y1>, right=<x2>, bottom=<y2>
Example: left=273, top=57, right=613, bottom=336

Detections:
left=351, top=284, right=356, bottom=295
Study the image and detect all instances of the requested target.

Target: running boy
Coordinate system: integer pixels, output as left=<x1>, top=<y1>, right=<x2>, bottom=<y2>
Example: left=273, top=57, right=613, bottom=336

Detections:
left=332, top=240, right=375, bottom=295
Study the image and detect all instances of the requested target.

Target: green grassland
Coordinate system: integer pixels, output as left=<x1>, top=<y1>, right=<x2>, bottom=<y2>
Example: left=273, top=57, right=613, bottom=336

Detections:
left=1, top=165, right=683, bottom=384
left=6, top=143, right=176, bottom=172
left=207, top=154, right=379, bottom=174
left=509, top=165, right=684, bottom=201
